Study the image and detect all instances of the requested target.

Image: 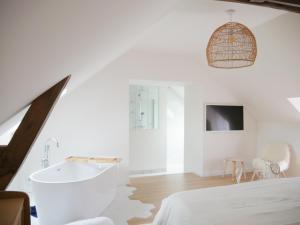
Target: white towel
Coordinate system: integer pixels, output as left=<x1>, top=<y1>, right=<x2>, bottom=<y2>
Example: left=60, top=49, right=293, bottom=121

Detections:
left=64, top=217, right=114, bottom=225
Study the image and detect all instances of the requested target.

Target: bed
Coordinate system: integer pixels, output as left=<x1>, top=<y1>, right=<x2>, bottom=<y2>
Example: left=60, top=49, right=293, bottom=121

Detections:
left=152, top=177, right=300, bottom=225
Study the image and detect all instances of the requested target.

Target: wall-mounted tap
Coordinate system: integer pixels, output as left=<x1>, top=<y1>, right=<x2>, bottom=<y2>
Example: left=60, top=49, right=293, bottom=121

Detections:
left=41, top=137, right=59, bottom=168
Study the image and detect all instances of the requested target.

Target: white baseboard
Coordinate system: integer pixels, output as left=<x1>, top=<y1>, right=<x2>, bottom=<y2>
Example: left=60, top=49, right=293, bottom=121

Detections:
left=203, top=167, right=253, bottom=177
left=129, top=168, right=166, bottom=176
left=129, top=168, right=254, bottom=178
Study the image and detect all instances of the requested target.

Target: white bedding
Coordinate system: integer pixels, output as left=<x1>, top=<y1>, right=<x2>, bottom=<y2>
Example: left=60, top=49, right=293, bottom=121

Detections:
left=152, top=177, right=300, bottom=225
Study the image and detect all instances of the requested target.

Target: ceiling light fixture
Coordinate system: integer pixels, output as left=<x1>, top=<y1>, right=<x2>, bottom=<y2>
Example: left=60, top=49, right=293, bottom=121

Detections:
left=206, top=9, right=257, bottom=69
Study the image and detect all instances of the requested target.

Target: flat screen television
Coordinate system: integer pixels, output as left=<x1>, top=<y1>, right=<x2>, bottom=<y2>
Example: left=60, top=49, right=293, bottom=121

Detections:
left=206, top=105, right=244, bottom=131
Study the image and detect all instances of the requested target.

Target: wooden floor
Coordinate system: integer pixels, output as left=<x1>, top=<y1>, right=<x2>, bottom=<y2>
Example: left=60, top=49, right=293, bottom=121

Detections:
left=127, top=172, right=253, bottom=225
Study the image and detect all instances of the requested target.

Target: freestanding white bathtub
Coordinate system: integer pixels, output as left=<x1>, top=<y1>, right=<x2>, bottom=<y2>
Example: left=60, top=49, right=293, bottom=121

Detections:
left=30, top=161, right=117, bottom=225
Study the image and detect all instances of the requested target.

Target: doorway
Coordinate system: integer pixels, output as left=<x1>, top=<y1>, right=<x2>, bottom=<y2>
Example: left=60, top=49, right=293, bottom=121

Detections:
left=129, top=81, right=184, bottom=175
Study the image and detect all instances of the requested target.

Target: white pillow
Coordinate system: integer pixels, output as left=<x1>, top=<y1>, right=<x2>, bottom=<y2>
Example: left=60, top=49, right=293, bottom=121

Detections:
left=65, top=217, right=114, bottom=225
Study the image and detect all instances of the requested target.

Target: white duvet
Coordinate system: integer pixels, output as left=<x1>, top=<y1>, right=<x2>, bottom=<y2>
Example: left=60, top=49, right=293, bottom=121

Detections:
left=152, top=177, right=300, bottom=225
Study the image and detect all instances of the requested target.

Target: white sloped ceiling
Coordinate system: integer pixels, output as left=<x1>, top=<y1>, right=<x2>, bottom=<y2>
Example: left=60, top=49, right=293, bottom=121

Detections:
left=1, top=0, right=300, bottom=125
left=0, top=0, right=177, bottom=124
left=131, top=0, right=300, bottom=122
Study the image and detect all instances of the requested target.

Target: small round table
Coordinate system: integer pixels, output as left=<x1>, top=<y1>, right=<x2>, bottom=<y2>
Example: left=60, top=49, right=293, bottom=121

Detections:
left=223, top=158, right=246, bottom=182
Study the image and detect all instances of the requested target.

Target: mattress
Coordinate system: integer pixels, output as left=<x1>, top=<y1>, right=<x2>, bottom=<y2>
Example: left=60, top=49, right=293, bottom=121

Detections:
left=152, top=177, right=300, bottom=225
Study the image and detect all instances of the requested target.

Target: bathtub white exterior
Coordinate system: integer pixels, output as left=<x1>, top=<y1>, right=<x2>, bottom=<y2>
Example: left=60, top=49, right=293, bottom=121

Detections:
left=30, top=161, right=117, bottom=225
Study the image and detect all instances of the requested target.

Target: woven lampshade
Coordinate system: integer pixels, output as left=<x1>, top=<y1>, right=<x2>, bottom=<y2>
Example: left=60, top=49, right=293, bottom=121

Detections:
left=206, top=22, right=257, bottom=69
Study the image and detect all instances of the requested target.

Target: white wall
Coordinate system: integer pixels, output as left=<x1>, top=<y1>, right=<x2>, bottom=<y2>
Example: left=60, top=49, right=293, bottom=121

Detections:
left=166, top=86, right=184, bottom=173
left=184, top=84, right=204, bottom=175
left=257, top=122, right=300, bottom=177
left=8, top=51, right=258, bottom=192
left=3, top=2, right=300, bottom=193
left=184, top=81, right=258, bottom=176
left=9, top=70, right=130, bottom=191
left=129, top=87, right=167, bottom=173
left=0, top=0, right=177, bottom=125
left=204, top=110, right=257, bottom=176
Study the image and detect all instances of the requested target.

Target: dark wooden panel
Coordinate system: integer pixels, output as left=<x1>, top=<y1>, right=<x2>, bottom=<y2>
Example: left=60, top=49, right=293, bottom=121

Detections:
left=218, top=0, right=300, bottom=13
left=0, top=76, right=70, bottom=190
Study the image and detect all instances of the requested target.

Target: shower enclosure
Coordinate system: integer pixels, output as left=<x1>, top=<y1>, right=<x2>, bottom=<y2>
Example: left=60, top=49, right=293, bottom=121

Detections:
left=129, top=85, right=159, bottom=129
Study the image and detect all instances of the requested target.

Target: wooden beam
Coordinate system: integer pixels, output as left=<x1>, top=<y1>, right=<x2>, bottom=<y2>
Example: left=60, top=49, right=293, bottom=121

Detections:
left=0, top=76, right=70, bottom=190
left=218, top=0, right=300, bottom=13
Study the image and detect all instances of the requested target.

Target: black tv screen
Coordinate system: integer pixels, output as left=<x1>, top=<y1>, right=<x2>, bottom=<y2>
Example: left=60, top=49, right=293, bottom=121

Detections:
left=206, top=105, right=244, bottom=131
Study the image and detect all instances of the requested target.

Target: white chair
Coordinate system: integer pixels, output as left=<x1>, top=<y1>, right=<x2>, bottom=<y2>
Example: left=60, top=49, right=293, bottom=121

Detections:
left=252, top=143, right=290, bottom=180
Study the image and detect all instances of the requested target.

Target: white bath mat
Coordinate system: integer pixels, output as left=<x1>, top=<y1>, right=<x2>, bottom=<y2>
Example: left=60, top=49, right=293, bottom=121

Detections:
left=31, top=186, right=154, bottom=225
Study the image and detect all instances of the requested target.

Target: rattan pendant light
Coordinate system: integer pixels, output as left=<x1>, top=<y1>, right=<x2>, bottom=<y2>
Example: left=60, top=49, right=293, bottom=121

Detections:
left=206, top=9, right=257, bottom=69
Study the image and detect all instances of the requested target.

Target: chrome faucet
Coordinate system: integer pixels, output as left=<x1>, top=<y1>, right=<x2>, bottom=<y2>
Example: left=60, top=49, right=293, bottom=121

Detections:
left=41, top=138, right=59, bottom=168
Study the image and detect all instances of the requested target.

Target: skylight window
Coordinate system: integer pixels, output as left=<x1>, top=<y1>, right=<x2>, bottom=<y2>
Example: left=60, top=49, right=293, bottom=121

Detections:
left=288, top=97, right=300, bottom=113
left=0, top=122, right=20, bottom=145
left=60, top=88, right=68, bottom=99
left=0, top=105, right=30, bottom=146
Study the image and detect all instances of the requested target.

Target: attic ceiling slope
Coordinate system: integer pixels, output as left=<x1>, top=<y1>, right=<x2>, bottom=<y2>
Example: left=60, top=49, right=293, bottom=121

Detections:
left=128, top=0, right=300, bottom=123
left=133, top=0, right=285, bottom=54
left=0, top=0, right=177, bottom=124
left=215, top=12, right=300, bottom=123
